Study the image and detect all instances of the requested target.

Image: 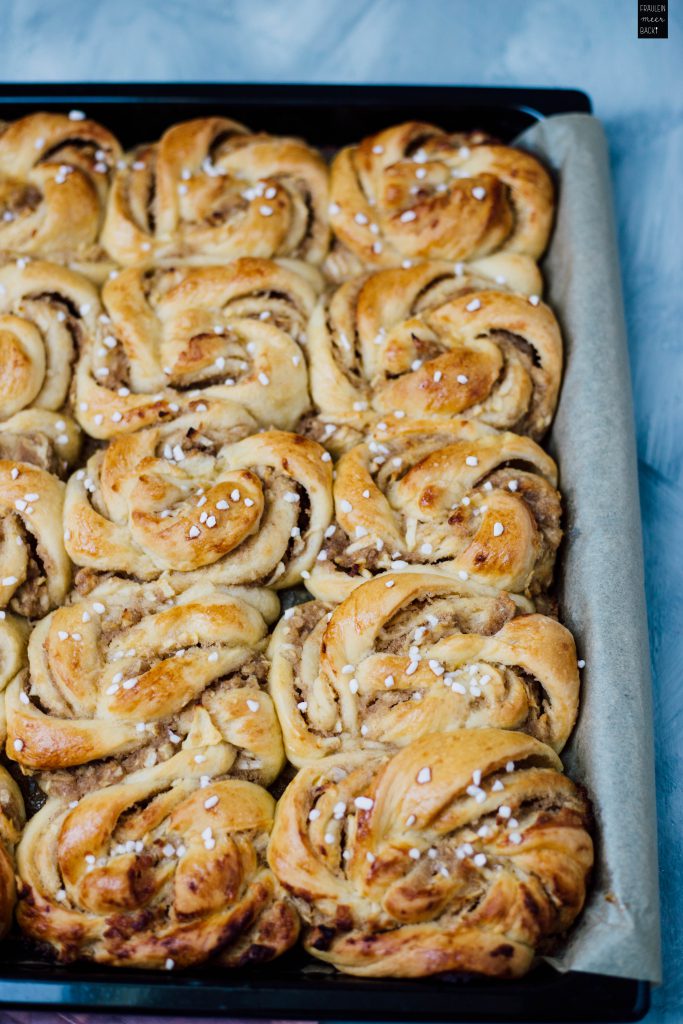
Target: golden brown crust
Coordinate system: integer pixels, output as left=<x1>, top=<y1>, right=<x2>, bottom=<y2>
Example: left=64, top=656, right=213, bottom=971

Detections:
left=16, top=748, right=298, bottom=968
left=0, top=459, right=71, bottom=618
left=326, top=122, right=554, bottom=278
left=64, top=415, right=333, bottom=589
left=308, top=260, right=561, bottom=443
left=268, top=573, right=578, bottom=765
left=101, top=117, right=329, bottom=266
left=0, top=113, right=121, bottom=273
left=307, top=418, right=561, bottom=603
left=5, top=574, right=284, bottom=791
left=268, top=730, right=592, bottom=978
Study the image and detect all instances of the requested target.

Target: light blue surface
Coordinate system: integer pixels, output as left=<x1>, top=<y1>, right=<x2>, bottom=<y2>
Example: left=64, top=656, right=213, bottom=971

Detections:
left=0, top=1, right=681, bottom=1021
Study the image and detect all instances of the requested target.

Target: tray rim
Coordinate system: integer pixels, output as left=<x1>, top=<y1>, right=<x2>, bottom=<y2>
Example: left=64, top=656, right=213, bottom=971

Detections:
left=0, top=81, right=649, bottom=1024
left=0, top=80, right=592, bottom=109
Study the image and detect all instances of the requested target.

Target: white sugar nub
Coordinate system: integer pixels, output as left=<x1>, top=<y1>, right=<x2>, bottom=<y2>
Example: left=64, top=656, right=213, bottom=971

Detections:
left=354, top=796, right=374, bottom=811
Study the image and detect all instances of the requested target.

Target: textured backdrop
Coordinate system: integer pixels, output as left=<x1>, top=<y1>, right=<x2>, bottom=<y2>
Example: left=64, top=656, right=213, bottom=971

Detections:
left=0, top=1, right=680, bottom=1021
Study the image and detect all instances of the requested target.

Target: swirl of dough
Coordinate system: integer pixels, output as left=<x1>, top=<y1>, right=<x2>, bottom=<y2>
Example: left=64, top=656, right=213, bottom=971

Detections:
left=269, top=571, right=578, bottom=766
left=0, top=112, right=121, bottom=274
left=268, top=729, right=593, bottom=978
left=102, top=117, right=329, bottom=266
left=74, top=258, right=319, bottom=439
left=326, top=122, right=553, bottom=277
left=308, top=258, right=561, bottom=443
left=308, top=418, right=560, bottom=604
left=16, top=745, right=298, bottom=968
left=0, top=460, right=71, bottom=618
left=64, top=409, right=333, bottom=589
left=5, top=574, right=283, bottom=796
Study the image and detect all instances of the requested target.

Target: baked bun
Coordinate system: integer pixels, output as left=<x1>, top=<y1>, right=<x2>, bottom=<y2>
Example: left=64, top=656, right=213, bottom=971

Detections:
left=0, top=256, right=106, bottom=472
left=307, top=259, right=561, bottom=444
left=269, top=572, right=578, bottom=765
left=0, top=763, right=25, bottom=939
left=74, top=258, right=320, bottom=439
left=16, top=746, right=298, bottom=967
left=102, top=117, right=329, bottom=266
left=0, top=258, right=97, bottom=417
left=64, top=413, right=333, bottom=590
left=268, top=729, right=593, bottom=978
left=0, top=460, right=71, bottom=618
left=307, top=418, right=560, bottom=604
left=326, top=122, right=553, bottom=278
left=6, top=575, right=284, bottom=796
left=0, top=112, right=121, bottom=275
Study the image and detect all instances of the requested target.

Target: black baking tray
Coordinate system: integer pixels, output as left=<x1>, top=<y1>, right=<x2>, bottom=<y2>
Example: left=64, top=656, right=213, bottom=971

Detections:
left=0, top=83, right=648, bottom=1023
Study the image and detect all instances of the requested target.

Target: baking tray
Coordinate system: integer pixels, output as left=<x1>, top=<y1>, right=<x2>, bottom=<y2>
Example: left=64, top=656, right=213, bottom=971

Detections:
left=0, top=84, right=650, bottom=1023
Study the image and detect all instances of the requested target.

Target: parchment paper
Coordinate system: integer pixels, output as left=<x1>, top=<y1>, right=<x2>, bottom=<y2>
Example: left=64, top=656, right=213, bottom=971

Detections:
left=515, top=114, right=661, bottom=983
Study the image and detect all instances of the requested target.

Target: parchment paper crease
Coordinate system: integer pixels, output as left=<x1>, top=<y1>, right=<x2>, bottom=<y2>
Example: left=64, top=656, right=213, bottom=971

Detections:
left=515, top=113, right=661, bottom=983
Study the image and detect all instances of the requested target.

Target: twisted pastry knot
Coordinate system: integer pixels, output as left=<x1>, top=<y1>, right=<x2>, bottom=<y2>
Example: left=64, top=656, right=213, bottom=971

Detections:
left=74, top=258, right=319, bottom=439
left=0, top=763, right=25, bottom=939
left=16, top=746, right=299, bottom=968
left=308, top=419, right=561, bottom=604
left=6, top=574, right=284, bottom=795
left=0, top=460, right=71, bottom=618
left=326, top=122, right=554, bottom=279
left=0, top=256, right=94, bottom=465
left=101, top=117, right=329, bottom=267
left=269, top=571, right=579, bottom=766
left=0, top=258, right=98, bottom=418
left=64, top=412, right=333, bottom=589
left=308, top=258, right=561, bottom=444
left=0, top=112, right=121, bottom=273
left=268, top=729, right=593, bottom=978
